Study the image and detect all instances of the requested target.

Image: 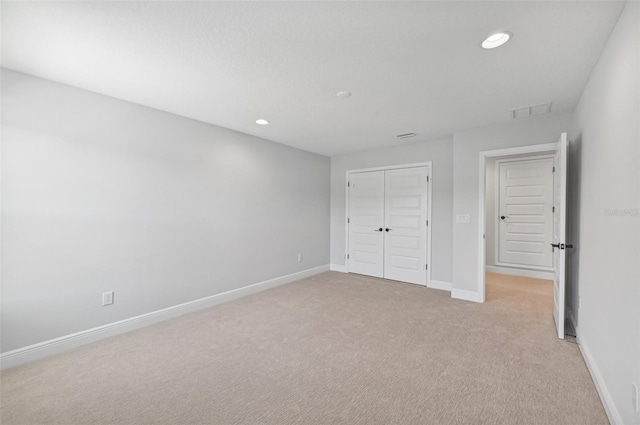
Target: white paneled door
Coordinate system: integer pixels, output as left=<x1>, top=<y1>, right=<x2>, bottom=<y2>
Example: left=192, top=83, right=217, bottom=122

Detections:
left=347, top=171, right=385, bottom=278
left=552, top=133, right=568, bottom=340
left=347, top=166, right=429, bottom=286
left=498, top=157, right=554, bottom=268
left=384, top=168, right=429, bottom=285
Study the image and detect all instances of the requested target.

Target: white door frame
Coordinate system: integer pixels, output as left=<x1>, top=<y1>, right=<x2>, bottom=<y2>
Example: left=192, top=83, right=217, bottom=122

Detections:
left=478, top=144, right=557, bottom=303
left=345, top=162, right=433, bottom=288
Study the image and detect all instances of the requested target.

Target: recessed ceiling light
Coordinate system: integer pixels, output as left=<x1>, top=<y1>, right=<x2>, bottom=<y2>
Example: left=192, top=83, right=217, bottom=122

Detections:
left=255, top=119, right=269, bottom=125
left=482, top=32, right=511, bottom=49
left=336, top=91, right=352, bottom=99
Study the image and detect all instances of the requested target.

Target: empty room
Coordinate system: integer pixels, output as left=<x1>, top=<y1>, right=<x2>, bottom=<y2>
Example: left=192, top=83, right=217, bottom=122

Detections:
left=1, top=1, right=638, bottom=424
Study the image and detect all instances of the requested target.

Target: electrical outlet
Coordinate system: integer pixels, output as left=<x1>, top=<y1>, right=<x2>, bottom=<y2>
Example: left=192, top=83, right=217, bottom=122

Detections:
left=633, top=382, right=639, bottom=414
left=297, top=253, right=303, bottom=263
left=102, top=291, right=114, bottom=306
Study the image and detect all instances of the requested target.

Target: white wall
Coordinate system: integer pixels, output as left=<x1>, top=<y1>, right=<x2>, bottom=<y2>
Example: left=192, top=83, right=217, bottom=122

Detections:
left=1, top=70, right=330, bottom=353
left=485, top=158, right=497, bottom=267
left=569, top=2, right=639, bottom=423
left=452, top=112, right=573, bottom=293
left=330, top=138, right=453, bottom=283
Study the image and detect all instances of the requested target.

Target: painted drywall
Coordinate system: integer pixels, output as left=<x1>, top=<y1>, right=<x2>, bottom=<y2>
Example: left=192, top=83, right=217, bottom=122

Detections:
left=569, top=2, right=639, bottom=423
left=452, top=112, right=573, bottom=293
left=485, top=158, right=497, bottom=267
left=1, top=70, right=330, bottom=352
left=330, top=139, right=453, bottom=283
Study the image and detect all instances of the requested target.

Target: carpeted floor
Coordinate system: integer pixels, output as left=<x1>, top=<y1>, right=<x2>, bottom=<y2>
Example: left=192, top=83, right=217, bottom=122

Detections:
left=1, top=272, right=607, bottom=425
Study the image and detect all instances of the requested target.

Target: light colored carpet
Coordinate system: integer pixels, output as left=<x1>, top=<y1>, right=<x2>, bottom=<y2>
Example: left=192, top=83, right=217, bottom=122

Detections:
left=1, top=272, right=607, bottom=425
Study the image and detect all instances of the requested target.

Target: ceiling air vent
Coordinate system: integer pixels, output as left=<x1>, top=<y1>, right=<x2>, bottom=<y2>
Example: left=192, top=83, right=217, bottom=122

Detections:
left=396, top=132, right=417, bottom=139
left=511, top=102, right=552, bottom=119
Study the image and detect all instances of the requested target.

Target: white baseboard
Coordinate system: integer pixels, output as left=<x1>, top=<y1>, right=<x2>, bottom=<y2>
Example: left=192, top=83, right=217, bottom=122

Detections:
left=330, top=263, right=347, bottom=273
left=0, top=265, right=330, bottom=370
left=485, top=265, right=554, bottom=280
left=451, top=288, right=483, bottom=303
left=429, top=280, right=452, bottom=291
left=577, top=336, right=622, bottom=425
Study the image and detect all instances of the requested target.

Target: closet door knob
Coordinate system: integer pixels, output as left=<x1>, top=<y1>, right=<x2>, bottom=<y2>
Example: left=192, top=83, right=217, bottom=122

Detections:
left=385, top=228, right=391, bottom=232
left=374, top=228, right=383, bottom=232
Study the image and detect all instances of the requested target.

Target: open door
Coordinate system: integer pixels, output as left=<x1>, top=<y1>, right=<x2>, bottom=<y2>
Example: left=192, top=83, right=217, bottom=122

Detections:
left=552, top=133, right=568, bottom=339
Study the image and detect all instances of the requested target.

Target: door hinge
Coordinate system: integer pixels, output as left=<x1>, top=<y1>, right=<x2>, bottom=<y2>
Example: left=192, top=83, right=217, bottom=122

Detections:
left=426, top=220, right=429, bottom=226
left=347, top=254, right=350, bottom=259
left=425, top=264, right=428, bottom=270
left=347, top=218, right=350, bottom=223
left=347, top=181, right=350, bottom=187
left=552, top=166, right=556, bottom=173
left=552, top=206, right=555, bottom=212
left=427, top=176, right=430, bottom=183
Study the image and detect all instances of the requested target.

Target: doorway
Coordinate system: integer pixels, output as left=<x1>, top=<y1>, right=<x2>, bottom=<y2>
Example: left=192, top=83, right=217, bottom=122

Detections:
left=478, top=134, right=568, bottom=339
left=345, top=163, right=432, bottom=287
left=488, top=154, right=555, bottom=278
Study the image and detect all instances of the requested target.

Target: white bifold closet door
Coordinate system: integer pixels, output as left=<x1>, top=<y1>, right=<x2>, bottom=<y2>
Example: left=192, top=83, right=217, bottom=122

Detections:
left=383, top=168, right=429, bottom=284
left=348, top=167, right=428, bottom=285
left=347, top=171, right=385, bottom=278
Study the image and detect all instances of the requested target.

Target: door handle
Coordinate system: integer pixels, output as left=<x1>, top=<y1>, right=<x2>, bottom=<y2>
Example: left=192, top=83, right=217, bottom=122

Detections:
left=500, top=215, right=509, bottom=220
left=374, top=228, right=383, bottom=232
left=385, top=228, right=392, bottom=232
left=550, top=243, right=565, bottom=251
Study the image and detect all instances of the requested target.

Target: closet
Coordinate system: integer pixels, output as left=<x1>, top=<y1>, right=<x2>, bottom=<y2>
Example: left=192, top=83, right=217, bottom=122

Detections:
left=346, top=165, right=430, bottom=286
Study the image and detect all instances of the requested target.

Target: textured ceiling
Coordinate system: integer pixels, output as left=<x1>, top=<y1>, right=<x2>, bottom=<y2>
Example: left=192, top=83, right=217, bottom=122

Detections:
left=1, top=1, right=624, bottom=157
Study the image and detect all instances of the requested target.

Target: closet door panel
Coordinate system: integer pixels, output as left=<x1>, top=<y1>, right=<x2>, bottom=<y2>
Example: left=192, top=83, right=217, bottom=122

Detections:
left=383, top=167, right=428, bottom=285
left=347, top=171, right=385, bottom=277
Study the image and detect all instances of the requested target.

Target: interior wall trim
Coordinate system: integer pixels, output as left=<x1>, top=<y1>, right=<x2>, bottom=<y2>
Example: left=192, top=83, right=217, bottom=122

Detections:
left=451, top=288, right=483, bottom=303
left=485, top=265, right=554, bottom=281
left=330, top=264, right=347, bottom=273
left=577, top=336, right=623, bottom=425
left=429, top=280, right=453, bottom=291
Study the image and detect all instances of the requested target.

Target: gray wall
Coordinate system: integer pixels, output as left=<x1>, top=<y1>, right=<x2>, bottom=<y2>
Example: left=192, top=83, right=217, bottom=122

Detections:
left=485, top=158, right=497, bottom=267
left=452, top=112, right=573, bottom=292
left=1, top=70, right=330, bottom=352
left=330, top=138, right=453, bottom=283
left=569, top=2, right=639, bottom=423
